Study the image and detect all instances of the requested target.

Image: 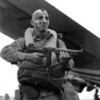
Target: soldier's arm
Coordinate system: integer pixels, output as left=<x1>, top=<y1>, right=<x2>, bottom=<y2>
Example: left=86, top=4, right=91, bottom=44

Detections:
left=0, top=37, right=27, bottom=63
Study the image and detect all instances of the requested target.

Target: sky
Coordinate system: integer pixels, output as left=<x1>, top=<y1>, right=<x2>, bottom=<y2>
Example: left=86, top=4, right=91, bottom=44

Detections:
left=0, top=0, right=100, bottom=99
left=0, top=34, right=19, bottom=97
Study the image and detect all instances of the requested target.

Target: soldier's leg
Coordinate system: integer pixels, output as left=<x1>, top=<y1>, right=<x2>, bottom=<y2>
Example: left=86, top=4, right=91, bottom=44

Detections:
left=20, top=83, right=40, bottom=100
left=63, top=81, right=80, bottom=100
left=19, top=82, right=64, bottom=100
left=22, top=91, right=61, bottom=100
left=39, top=93, right=60, bottom=100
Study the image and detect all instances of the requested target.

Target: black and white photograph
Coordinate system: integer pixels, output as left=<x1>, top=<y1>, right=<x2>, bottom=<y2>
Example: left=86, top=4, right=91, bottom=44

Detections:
left=0, top=0, right=100, bottom=100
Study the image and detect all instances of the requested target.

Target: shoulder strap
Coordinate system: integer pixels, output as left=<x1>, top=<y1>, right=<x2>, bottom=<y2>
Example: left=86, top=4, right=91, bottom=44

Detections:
left=57, top=33, right=63, bottom=48
left=57, top=39, right=59, bottom=48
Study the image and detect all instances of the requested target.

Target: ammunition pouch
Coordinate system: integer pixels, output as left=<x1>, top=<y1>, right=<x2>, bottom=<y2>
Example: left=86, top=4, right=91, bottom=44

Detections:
left=31, top=71, right=50, bottom=83
left=20, top=83, right=40, bottom=99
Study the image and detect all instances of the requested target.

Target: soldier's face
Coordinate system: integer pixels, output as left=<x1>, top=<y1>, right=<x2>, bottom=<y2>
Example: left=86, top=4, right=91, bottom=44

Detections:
left=32, top=10, right=50, bottom=31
